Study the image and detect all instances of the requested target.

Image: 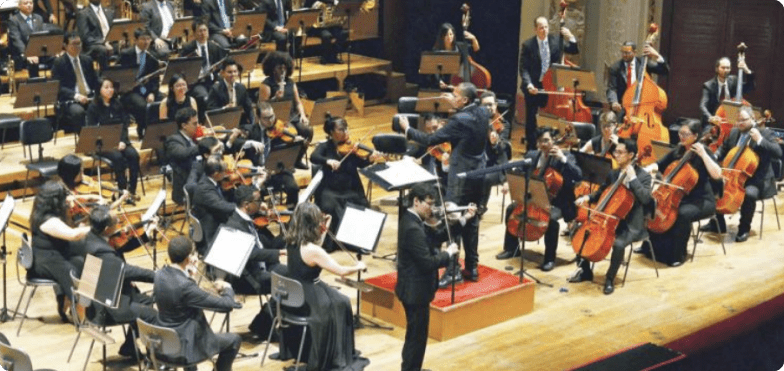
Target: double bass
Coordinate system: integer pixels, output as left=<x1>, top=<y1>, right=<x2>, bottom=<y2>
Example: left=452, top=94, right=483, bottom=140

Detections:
left=449, top=3, right=492, bottom=90
left=715, top=124, right=759, bottom=215
left=707, top=43, right=752, bottom=152
left=646, top=143, right=700, bottom=234
left=617, top=23, right=669, bottom=166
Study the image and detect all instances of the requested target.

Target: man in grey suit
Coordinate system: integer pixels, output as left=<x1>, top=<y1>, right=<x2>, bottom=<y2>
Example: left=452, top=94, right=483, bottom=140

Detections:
left=698, top=56, right=755, bottom=128
left=140, top=0, right=177, bottom=55
left=153, top=236, right=241, bottom=370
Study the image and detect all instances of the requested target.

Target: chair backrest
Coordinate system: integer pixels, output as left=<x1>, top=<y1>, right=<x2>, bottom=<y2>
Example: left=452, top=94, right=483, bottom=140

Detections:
left=271, top=271, right=305, bottom=309
left=17, top=233, right=33, bottom=271
left=397, top=97, right=418, bottom=114
left=571, top=121, right=596, bottom=144
left=772, top=158, right=784, bottom=182
left=0, top=342, right=34, bottom=371
left=19, top=118, right=53, bottom=147
left=136, top=318, right=182, bottom=356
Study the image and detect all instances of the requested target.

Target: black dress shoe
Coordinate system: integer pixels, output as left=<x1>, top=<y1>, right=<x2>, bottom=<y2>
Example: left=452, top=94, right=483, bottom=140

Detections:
left=603, top=280, right=615, bottom=295
left=438, top=273, right=463, bottom=289
left=735, top=232, right=750, bottom=243
left=567, top=267, right=593, bottom=283
left=699, top=223, right=726, bottom=234
left=462, top=268, right=479, bottom=282
left=540, top=261, right=555, bottom=272
left=669, top=261, right=684, bottom=267
left=295, top=160, right=309, bottom=170
left=495, top=250, right=520, bottom=260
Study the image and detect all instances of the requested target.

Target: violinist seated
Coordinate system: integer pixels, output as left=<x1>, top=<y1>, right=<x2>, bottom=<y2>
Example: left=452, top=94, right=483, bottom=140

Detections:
left=496, top=127, right=582, bottom=273
left=179, top=19, right=228, bottom=106
left=118, top=28, right=163, bottom=139
left=206, top=58, right=256, bottom=128
left=403, top=114, right=449, bottom=186
left=606, top=41, right=669, bottom=118
left=85, top=78, right=142, bottom=204
left=480, top=128, right=510, bottom=214
left=310, top=116, right=384, bottom=252
left=481, top=91, right=511, bottom=141
left=165, top=107, right=201, bottom=206
left=7, top=0, right=58, bottom=78
left=641, top=120, right=722, bottom=266
left=52, top=32, right=102, bottom=133
left=702, top=106, right=782, bottom=243
left=699, top=56, right=755, bottom=128
left=580, top=111, right=619, bottom=158
left=75, top=206, right=158, bottom=359
left=428, top=22, right=480, bottom=91
left=192, top=156, right=245, bottom=255
left=569, top=139, right=652, bottom=295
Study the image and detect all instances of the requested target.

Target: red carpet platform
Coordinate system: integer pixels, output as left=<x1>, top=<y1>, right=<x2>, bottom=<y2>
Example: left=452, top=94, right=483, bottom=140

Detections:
left=362, top=263, right=535, bottom=341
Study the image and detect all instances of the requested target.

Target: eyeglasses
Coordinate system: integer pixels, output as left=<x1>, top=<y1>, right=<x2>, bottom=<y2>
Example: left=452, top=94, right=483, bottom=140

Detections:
left=678, top=131, right=695, bottom=138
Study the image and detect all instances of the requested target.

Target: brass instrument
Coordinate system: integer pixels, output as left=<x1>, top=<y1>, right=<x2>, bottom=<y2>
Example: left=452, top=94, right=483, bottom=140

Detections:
left=316, top=0, right=374, bottom=28
left=8, top=56, right=16, bottom=97
left=173, top=0, right=184, bottom=18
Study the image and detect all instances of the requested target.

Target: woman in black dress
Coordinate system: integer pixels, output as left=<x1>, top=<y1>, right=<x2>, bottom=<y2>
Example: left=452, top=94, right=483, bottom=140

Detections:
left=282, top=202, right=369, bottom=371
left=159, top=74, right=201, bottom=122
left=429, top=22, right=480, bottom=91
left=258, top=51, right=313, bottom=145
left=85, top=78, right=141, bottom=201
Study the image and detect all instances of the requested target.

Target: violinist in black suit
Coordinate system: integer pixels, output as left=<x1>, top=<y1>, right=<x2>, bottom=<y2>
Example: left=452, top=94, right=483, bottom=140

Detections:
left=206, top=58, right=256, bottom=127
left=699, top=57, right=755, bottom=128
left=192, top=156, right=236, bottom=254
left=52, top=32, right=101, bottom=131
left=256, top=0, right=291, bottom=51
left=519, top=16, right=578, bottom=150
left=180, top=18, right=228, bottom=107
left=119, top=28, right=162, bottom=138
left=8, top=0, right=48, bottom=78
left=606, top=41, right=669, bottom=119
left=153, top=236, right=241, bottom=371
left=140, top=0, right=177, bottom=55
left=201, top=0, right=234, bottom=48
left=707, top=106, right=782, bottom=243
left=570, top=138, right=652, bottom=295
left=165, top=107, right=200, bottom=205
left=398, top=82, right=491, bottom=283
left=396, top=183, right=458, bottom=371
left=76, top=0, right=115, bottom=68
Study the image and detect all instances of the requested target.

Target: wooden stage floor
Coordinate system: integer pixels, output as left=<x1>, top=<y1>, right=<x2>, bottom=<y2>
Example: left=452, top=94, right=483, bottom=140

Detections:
left=0, top=104, right=783, bottom=370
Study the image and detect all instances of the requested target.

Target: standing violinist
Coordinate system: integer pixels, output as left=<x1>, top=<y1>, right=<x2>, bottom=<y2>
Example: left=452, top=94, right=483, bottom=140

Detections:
left=495, top=127, right=581, bottom=272
left=606, top=41, right=669, bottom=122
left=429, top=22, right=480, bottom=91
left=570, top=138, right=651, bottom=295
left=398, top=82, right=490, bottom=283
left=519, top=16, right=578, bottom=150
left=699, top=57, right=754, bottom=128
left=310, top=116, right=383, bottom=252
left=702, top=107, right=781, bottom=243
left=641, top=120, right=722, bottom=266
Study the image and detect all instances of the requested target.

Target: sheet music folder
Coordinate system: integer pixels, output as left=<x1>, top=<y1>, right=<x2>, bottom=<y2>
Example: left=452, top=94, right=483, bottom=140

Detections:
left=335, top=203, right=387, bottom=254
left=358, top=158, right=437, bottom=192
left=79, top=254, right=125, bottom=309
left=205, top=226, right=256, bottom=277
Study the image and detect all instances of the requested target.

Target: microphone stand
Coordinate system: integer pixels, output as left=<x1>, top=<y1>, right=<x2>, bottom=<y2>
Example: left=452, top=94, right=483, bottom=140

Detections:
left=0, top=203, right=16, bottom=322
left=296, top=20, right=308, bottom=83
left=509, top=165, right=552, bottom=287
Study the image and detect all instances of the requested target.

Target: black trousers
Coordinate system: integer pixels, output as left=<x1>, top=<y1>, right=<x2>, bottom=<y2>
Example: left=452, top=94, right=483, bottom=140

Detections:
left=184, top=332, right=240, bottom=371
left=97, top=145, right=141, bottom=194
left=307, top=26, right=348, bottom=61
left=401, top=302, right=430, bottom=371
left=262, top=172, right=299, bottom=207
left=522, top=92, right=544, bottom=151
left=716, top=184, right=761, bottom=235
left=61, top=101, right=88, bottom=132
left=578, top=228, right=635, bottom=282
left=650, top=197, right=715, bottom=265
left=120, top=92, right=154, bottom=138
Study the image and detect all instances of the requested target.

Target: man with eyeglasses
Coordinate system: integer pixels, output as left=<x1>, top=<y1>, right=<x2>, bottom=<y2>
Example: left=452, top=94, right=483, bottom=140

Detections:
left=52, top=32, right=101, bottom=132
left=569, top=138, right=651, bottom=295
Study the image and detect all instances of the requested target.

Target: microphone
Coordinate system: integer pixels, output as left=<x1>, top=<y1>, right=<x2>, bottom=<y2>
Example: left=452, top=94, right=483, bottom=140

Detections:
left=457, top=158, right=533, bottom=179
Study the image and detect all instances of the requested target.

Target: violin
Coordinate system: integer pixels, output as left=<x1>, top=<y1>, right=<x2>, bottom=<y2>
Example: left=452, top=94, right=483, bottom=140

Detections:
left=449, top=3, right=492, bottom=90
left=107, top=209, right=147, bottom=251
left=715, top=125, right=759, bottom=215
left=707, top=43, right=752, bottom=152
left=647, top=141, right=701, bottom=234
left=421, top=142, right=451, bottom=164
left=336, top=139, right=381, bottom=161
left=220, top=155, right=264, bottom=190
left=253, top=205, right=292, bottom=229
left=489, top=110, right=510, bottom=134
left=267, top=119, right=299, bottom=143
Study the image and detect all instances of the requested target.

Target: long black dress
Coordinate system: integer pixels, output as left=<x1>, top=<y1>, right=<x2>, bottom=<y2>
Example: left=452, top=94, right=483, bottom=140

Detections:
left=282, top=244, right=369, bottom=371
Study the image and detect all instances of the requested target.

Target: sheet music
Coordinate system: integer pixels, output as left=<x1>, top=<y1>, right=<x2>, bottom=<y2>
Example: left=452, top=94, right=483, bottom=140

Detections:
left=374, top=158, right=437, bottom=188
left=79, top=255, right=102, bottom=301
left=142, top=190, right=167, bottom=222
left=204, top=227, right=256, bottom=277
left=0, top=195, right=15, bottom=233
left=335, top=204, right=387, bottom=252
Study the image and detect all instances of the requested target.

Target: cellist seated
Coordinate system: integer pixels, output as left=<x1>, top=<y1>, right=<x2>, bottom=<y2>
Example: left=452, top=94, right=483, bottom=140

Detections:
left=568, top=139, right=651, bottom=295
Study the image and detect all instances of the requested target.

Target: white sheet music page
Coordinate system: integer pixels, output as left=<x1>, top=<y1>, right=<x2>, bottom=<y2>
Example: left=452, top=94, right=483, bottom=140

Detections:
left=204, top=227, right=256, bottom=277
left=374, top=158, right=437, bottom=188
left=335, top=205, right=387, bottom=252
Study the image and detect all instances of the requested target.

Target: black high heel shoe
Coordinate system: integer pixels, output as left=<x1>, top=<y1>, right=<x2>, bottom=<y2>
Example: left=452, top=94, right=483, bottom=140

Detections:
left=56, top=294, right=68, bottom=323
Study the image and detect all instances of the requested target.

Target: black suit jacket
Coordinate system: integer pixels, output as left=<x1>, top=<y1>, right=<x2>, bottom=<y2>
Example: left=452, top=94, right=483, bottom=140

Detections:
left=201, top=0, right=234, bottom=34
left=395, top=210, right=450, bottom=306
left=119, top=47, right=161, bottom=96
left=716, top=127, right=782, bottom=196
left=8, top=12, right=45, bottom=64
left=165, top=131, right=199, bottom=203
left=525, top=149, right=583, bottom=222
left=85, top=98, right=132, bottom=144
left=606, top=56, right=670, bottom=105
left=193, top=176, right=235, bottom=246
left=699, top=75, right=755, bottom=125
left=52, top=53, right=101, bottom=102
left=154, top=265, right=240, bottom=364
left=256, top=0, right=291, bottom=33
left=519, top=33, right=579, bottom=93
left=76, top=4, right=114, bottom=47
left=207, top=79, right=255, bottom=127
left=588, top=166, right=652, bottom=242
left=140, top=0, right=176, bottom=40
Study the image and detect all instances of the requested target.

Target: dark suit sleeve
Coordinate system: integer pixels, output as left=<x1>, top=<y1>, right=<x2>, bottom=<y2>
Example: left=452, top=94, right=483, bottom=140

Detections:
left=195, top=181, right=235, bottom=216
left=699, top=82, right=715, bottom=124
left=646, top=58, right=669, bottom=76
left=742, top=73, right=755, bottom=95
left=206, top=82, right=225, bottom=110
left=407, top=118, right=460, bottom=147
left=606, top=62, right=621, bottom=104
left=403, top=219, right=450, bottom=274
left=53, top=57, right=76, bottom=101
left=166, top=135, right=199, bottom=163
left=181, top=278, right=240, bottom=311
left=564, top=38, right=578, bottom=54
left=85, top=101, right=100, bottom=127
left=76, top=9, right=101, bottom=46
left=519, top=40, right=534, bottom=89
left=553, top=152, right=582, bottom=184
left=628, top=169, right=652, bottom=206
left=140, top=4, right=159, bottom=39
left=756, top=129, right=783, bottom=159
left=8, top=18, right=26, bottom=63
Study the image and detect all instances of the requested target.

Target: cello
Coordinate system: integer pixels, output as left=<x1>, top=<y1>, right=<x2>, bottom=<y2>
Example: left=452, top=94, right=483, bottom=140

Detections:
left=646, top=142, right=700, bottom=234
left=715, top=122, right=759, bottom=215
left=449, top=3, right=492, bottom=90
left=708, top=43, right=752, bottom=152
left=617, top=23, right=669, bottom=166
left=538, top=0, right=593, bottom=123
left=571, top=166, right=635, bottom=262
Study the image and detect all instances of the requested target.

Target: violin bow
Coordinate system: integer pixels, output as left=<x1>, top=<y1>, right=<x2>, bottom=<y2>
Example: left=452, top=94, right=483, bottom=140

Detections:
left=116, top=204, right=158, bottom=264
left=338, top=127, right=377, bottom=166
left=432, top=172, right=460, bottom=303
left=489, top=109, right=510, bottom=128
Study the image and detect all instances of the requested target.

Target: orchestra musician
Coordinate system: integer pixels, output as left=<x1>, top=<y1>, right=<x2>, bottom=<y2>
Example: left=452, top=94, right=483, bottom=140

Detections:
left=57, top=154, right=130, bottom=212
left=496, top=127, right=582, bottom=271
left=304, top=0, right=349, bottom=64
left=398, top=82, right=490, bottom=283
left=703, top=106, right=782, bottom=243
left=580, top=111, right=619, bottom=156
left=396, top=183, right=458, bottom=371
left=519, top=16, right=578, bottom=150
left=153, top=236, right=241, bottom=371
left=404, top=114, right=448, bottom=186
left=481, top=91, right=510, bottom=140
left=165, top=107, right=201, bottom=205
left=85, top=78, right=142, bottom=202
left=699, top=57, right=755, bottom=128
left=207, top=58, right=256, bottom=128
left=606, top=41, right=669, bottom=120
left=75, top=0, right=115, bottom=69
left=256, top=0, right=292, bottom=52
left=118, top=27, right=162, bottom=138
left=192, top=156, right=244, bottom=254
left=430, top=22, right=480, bottom=91
left=160, top=74, right=202, bottom=122
left=52, top=32, right=101, bottom=132
left=481, top=122, right=510, bottom=214
left=140, top=0, right=177, bottom=55
left=8, top=0, right=51, bottom=78
left=570, top=138, right=652, bottom=295
left=279, top=202, right=369, bottom=370
left=201, top=0, right=235, bottom=49
left=180, top=18, right=228, bottom=107
left=641, top=120, right=722, bottom=266
left=31, top=0, right=56, bottom=24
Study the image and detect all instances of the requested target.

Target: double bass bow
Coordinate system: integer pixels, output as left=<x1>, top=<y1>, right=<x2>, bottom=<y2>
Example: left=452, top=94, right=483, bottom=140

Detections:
left=449, top=3, right=492, bottom=90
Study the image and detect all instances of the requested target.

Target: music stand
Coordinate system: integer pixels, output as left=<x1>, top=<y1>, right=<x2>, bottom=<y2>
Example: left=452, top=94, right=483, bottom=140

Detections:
left=13, top=80, right=59, bottom=118
left=309, top=96, right=348, bottom=128
left=78, top=254, right=125, bottom=309
left=551, top=64, right=597, bottom=122
left=264, top=142, right=302, bottom=174
left=142, top=189, right=168, bottom=268
left=415, top=89, right=452, bottom=113
left=24, top=32, right=62, bottom=61
left=572, top=151, right=613, bottom=190
left=106, top=19, right=146, bottom=45
left=0, top=195, right=15, bottom=321
left=418, top=51, right=460, bottom=77
left=507, top=170, right=553, bottom=286
left=285, top=8, right=321, bottom=74
left=231, top=10, right=267, bottom=38
left=76, top=124, right=122, bottom=155
left=229, top=49, right=261, bottom=87
left=650, top=140, right=676, bottom=161
left=169, top=16, right=195, bottom=41
left=334, top=202, right=391, bottom=330
left=204, top=226, right=256, bottom=277
left=163, top=57, right=204, bottom=86
left=269, top=100, right=293, bottom=124
left=206, top=107, right=243, bottom=130
left=141, top=120, right=177, bottom=154
left=720, top=100, right=743, bottom=126
left=101, top=66, right=137, bottom=94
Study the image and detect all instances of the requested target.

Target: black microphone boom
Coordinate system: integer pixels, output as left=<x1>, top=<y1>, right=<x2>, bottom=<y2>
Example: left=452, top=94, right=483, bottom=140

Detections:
left=457, top=159, right=532, bottom=178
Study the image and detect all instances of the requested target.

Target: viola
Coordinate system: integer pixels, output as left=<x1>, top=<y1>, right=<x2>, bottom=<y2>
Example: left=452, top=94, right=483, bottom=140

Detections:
left=617, top=23, right=669, bottom=166
left=707, top=43, right=751, bottom=152
left=715, top=129, right=759, bottom=215
left=572, top=168, right=635, bottom=262
left=423, top=142, right=451, bottom=164
left=647, top=144, right=700, bottom=233
left=108, top=210, right=147, bottom=251
left=220, top=156, right=262, bottom=190
left=267, top=119, right=299, bottom=143
left=254, top=205, right=292, bottom=229
left=336, top=139, right=380, bottom=161
left=449, top=3, right=492, bottom=90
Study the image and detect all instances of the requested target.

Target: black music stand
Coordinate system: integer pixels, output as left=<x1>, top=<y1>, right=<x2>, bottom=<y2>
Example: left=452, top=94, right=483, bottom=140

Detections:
left=142, top=189, right=168, bottom=268
left=650, top=140, right=676, bottom=161
left=101, top=66, right=137, bottom=93
left=419, top=50, right=460, bottom=91
left=415, top=89, right=452, bottom=113
left=506, top=170, right=553, bottom=286
left=163, top=57, right=204, bottom=86
left=0, top=195, right=16, bottom=322
left=77, top=124, right=123, bottom=197
left=334, top=1, right=364, bottom=91
left=232, top=10, right=266, bottom=39
left=550, top=64, right=597, bottom=122
left=309, top=96, right=348, bottom=128
left=229, top=49, right=261, bottom=87
left=285, top=8, right=321, bottom=77
left=206, top=107, right=243, bottom=130
left=572, top=151, right=613, bottom=192
left=13, top=80, right=59, bottom=117
left=264, top=142, right=302, bottom=174
left=269, top=99, right=293, bottom=124
left=106, top=19, right=145, bottom=44
left=24, top=31, right=62, bottom=75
